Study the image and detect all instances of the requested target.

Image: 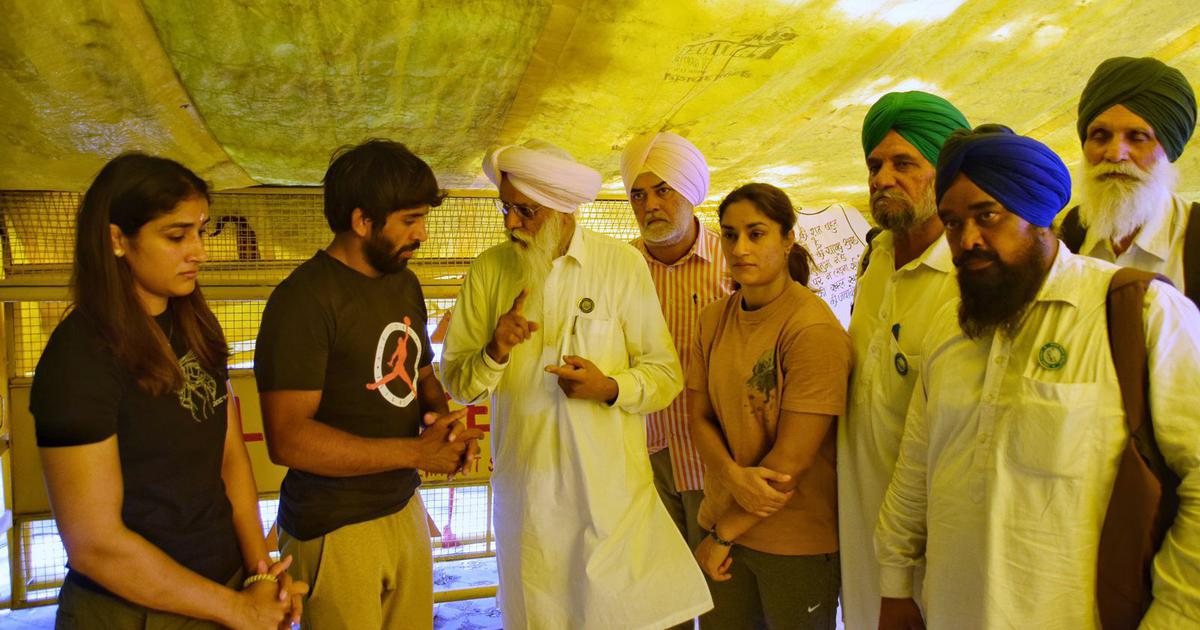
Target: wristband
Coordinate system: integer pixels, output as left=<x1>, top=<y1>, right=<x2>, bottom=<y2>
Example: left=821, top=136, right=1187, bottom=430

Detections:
left=709, top=527, right=734, bottom=547
left=242, top=573, right=278, bottom=588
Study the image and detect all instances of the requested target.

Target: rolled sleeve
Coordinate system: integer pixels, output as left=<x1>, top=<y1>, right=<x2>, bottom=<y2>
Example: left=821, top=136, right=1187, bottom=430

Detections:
left=879, top=565, right=916, bottom=599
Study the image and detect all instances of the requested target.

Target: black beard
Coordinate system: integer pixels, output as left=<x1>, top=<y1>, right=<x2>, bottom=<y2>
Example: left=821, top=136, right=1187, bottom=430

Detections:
left=364, top=231, right=417, bottom=275
left=956, top=237, right=1050, bottom=340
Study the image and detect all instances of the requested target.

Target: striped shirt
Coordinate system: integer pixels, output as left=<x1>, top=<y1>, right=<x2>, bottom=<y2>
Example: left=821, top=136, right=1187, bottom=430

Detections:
left=633, top=224, right=733, bottom=491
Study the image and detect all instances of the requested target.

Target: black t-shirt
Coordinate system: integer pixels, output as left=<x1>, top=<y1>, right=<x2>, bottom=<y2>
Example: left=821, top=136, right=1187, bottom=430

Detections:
left=254, top=250, right=433, bottom=540
left=31, top=309, right=240, bottom=593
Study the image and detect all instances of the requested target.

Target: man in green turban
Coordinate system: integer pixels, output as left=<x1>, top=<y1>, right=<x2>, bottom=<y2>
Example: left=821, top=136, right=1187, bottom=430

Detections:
left=1060, top=57, right=1198, bottom=307
left=839, top=90, right=969, bottom=630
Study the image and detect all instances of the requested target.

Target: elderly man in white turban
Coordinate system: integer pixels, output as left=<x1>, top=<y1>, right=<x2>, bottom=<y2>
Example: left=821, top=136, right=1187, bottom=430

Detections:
left=442, top=139, right=713, bottom=629
left=621, top=133, right=732, bottom=561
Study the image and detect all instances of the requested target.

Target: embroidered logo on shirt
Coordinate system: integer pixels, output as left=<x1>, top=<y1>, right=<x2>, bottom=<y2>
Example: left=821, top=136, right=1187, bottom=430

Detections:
left=366, top=316, right=422, bottom=407
left=1037, top=342, right=1067, bottom=370
left=177, top=351, right=227, bottom=422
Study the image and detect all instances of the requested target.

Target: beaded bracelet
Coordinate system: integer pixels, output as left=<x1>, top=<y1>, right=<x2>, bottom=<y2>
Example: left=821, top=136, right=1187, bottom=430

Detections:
left=242, top=573, right=279, bottom=589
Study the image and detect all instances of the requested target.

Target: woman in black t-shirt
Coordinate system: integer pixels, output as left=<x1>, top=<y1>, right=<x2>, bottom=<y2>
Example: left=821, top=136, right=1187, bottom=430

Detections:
left=31, top=154, right=305, bottom=629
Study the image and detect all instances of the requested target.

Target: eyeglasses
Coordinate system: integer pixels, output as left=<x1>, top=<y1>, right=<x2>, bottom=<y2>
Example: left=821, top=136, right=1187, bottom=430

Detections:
left=495, top=199, right=543, bottom=221
left=630, top=184, right=676, bottom=208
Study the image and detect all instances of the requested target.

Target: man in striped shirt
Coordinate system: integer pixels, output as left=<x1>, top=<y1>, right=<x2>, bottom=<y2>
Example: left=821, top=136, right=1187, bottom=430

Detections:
left=621, top=132, right=732, bottom=554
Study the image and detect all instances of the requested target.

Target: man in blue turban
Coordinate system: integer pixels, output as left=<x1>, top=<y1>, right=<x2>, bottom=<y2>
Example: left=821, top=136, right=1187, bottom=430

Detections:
left=1060, top=57, right=1198, bottom=308
left=839, top=90, right=969, bottom=630
left=875, top=125, right=1200, bottom=630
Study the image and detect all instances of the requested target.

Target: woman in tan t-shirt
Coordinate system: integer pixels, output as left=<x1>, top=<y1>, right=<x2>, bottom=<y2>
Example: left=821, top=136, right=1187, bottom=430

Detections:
left=689, top=183, right=852, bottom=630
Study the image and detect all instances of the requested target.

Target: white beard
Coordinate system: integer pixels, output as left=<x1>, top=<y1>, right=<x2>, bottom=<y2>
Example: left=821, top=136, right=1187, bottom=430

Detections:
left=510, top=213, right=566, bottom=325
left=870, top=182, right=937, bottom=234
left=1078, top=159, right=1178, bottom=244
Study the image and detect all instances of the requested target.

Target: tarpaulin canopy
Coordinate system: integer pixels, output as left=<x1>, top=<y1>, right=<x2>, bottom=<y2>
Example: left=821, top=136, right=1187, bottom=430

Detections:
left=3, top=0, right=1199, bottom=211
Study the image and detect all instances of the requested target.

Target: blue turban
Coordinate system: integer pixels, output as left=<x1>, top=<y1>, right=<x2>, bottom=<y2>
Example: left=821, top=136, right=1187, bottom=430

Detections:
left=1078, top=57, right=1196, bottom=162
left=862, top=91, right=971, bottom=165
left=935, top=125, right=1071, bottom=228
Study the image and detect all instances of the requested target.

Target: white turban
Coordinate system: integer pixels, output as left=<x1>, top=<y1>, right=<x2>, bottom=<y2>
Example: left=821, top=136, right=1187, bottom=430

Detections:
left=482, top=139, right=602, bottom=214
left=620, top=132, right=709, bottom=207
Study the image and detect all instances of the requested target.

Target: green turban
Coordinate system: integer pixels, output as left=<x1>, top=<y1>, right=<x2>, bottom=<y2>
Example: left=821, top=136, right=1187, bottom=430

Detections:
left=862, top=91, right=970, bottom=166
left=1077, top=57, right=1196, bottom=162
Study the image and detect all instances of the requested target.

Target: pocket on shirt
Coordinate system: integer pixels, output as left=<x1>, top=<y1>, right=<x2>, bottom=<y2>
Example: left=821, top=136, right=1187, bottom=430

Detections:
left=1005, top=377, right=1099, bottom=478
left=882, top=332, right=922, bottom=401
left=567, top=314, right=626, bottom=374
left=875, top=343, right=922, bottom=451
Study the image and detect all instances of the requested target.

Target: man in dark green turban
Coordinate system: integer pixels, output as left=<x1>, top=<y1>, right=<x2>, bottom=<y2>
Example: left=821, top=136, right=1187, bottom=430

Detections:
left=1060, top=57, right=1198, bottom=307
left=839, top=90, right=969, bottom=630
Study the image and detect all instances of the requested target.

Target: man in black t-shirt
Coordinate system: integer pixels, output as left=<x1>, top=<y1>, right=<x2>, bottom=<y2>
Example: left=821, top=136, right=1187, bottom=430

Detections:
left=255, top=140, right=481, bottom=628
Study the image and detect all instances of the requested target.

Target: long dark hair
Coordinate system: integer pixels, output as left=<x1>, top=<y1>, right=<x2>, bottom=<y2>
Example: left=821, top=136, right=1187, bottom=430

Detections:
left=73, top=153, right=228, bottom=395
left=717, top=183, right=812, bottom=285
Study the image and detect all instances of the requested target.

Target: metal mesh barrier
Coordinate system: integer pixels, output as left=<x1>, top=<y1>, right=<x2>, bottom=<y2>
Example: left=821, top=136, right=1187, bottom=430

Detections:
left=8, top=301, right=69, bottom=378
left=421, top=483, right=493, bottom=560
left=10, top=486, right=489, bottom=607
left=13, top=517, right=68, bottom=605
left=0, top=190, right=641, bottom=285
left=9, top=298, right=465, bottom=378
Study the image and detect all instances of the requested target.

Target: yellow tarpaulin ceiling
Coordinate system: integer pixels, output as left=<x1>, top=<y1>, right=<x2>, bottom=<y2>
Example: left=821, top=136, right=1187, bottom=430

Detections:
left=3, top=0, right=1199, bottom=212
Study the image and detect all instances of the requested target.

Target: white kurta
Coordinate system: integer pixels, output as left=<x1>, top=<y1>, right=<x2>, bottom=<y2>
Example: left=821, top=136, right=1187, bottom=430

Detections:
left=876, top=244, right=1200, bottom=629
left=1078, top=193, right=1193, bottom=293
left=837, top=232, right=956, bottom=630
left=441, top=224, right=713, bottom=630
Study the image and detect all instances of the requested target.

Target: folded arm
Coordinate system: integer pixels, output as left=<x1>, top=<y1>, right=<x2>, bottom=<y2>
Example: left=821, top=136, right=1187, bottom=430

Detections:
left=261, top=366, right=475, bottom=477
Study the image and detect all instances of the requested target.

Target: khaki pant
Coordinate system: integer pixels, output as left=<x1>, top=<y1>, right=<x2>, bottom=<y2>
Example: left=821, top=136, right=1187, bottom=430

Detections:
left=55, top=571, right=241, bottom=630
left=279, top=495, right=433, bottom=630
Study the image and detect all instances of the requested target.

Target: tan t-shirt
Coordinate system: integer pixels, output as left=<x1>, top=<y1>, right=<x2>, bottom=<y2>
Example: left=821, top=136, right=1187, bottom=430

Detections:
left=688, top=281, right=851, bottom=555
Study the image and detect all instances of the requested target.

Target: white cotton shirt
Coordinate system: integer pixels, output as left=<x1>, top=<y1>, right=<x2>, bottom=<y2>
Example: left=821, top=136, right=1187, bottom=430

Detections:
left=440, top=224, right=713, bottom=630
left=838, top=231, right=957, bottom=630
left=875, top=243, right=1200, bottom=629
left=1079, top=193, right=1193, bottom=293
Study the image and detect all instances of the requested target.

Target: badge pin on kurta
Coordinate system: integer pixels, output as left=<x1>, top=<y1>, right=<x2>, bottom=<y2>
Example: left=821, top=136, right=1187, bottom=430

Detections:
left=891, top=323, right=908, bottom=375
left=1038, top=342, right=1067, bottom=370
left=893, top=353, right=908, bottom=376
left=579, top=297, right=595, bottom=313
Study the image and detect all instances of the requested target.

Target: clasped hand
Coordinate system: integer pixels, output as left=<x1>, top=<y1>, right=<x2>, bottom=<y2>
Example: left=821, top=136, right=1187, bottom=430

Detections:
left=722, top=463, right=793, bottom=518
left=419, top=408, right=483, bottom=477
left=235, top=555, right=308, bottom=630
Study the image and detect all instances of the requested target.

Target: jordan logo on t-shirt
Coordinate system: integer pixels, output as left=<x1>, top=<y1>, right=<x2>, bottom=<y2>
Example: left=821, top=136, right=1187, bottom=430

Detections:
left=366, top=316, right=422, bottom=407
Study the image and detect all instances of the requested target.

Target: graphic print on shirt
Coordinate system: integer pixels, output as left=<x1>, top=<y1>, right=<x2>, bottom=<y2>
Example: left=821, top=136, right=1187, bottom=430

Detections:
left=366, top=316, right=422, bottom=408
left=178, top=351, right=227, bottom=422
left=747, top=348, right=778, bottom=426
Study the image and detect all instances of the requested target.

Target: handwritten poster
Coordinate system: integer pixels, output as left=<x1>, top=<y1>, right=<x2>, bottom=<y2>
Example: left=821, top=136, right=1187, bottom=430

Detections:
left=794, top=204, right=872, bottom=328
